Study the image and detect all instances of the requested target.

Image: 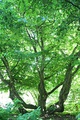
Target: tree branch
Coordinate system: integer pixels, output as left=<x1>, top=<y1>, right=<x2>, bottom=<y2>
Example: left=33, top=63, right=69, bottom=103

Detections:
left=11, top=60, right=20, bottom=72
left=36, top=29, right=42, bottom=49
left=48, top=82, right=63, bottom=96
left=71, top=44, right=78, bottom=55
left=44, top=74, right=54, bottom=80
left=44, top=55, right=55, bottom=69
left=26, top=28, right=40, bottom=73
left=72, top=65, right=80, bottom=76
left=75, top=51, right=80, bottom=58
left=1, top=56, right=12, bottom=80
left=66, top=0, right=80, bottom=9
left=11, top=86, right=37, bottom=109
left=0, top=72, right=9, bottom=84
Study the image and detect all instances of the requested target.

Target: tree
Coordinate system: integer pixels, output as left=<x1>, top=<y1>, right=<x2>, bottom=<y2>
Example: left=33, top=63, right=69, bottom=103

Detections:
left=0, top=0, right=80, bottom=115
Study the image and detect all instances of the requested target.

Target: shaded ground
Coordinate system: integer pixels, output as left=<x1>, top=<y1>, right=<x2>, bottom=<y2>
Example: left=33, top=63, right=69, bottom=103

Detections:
left=42, top=114, right=76, bottom=120
left=8, top=113, right=77, bottom=120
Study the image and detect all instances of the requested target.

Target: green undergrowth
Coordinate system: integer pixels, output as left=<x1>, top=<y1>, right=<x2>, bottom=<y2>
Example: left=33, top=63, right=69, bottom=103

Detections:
left=0, top=99, right=42, bottom=120
left=0, top=98, right=80, bottom=120
left=17, top=107, right=42, bottom=120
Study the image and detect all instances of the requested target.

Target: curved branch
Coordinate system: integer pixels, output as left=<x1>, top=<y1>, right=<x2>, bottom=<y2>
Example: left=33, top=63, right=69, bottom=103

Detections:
left=66, top=0, right=80, bottom=9
left=11, top=86, right=37, bottom=109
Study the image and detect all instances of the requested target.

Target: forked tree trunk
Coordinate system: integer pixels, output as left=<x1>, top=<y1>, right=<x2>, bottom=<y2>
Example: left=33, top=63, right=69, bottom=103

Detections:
left=47, top=51, right=80, bottom=114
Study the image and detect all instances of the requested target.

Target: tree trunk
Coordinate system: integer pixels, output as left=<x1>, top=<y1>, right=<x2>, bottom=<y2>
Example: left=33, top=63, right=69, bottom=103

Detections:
left=47, top=63, right=73, bottom=114
left=38, top=83, right=47, bottom=115
left=38, top=71, right=47, bottom=115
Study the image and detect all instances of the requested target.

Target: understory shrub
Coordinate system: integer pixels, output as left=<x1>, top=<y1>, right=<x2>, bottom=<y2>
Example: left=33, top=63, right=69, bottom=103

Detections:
left=0, top=99, right=42, bottom=120
left=17, top=107, right=42, bottom=120
left=76, top=113, right=80, bottom=120
left=0, top=107, right=11, bottom=120
left=0, top=99, right=22, bottom=120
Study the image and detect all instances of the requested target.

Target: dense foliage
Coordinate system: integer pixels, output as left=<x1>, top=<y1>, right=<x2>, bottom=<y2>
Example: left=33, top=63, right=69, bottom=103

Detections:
left=0, top=0, right=80, bottom=116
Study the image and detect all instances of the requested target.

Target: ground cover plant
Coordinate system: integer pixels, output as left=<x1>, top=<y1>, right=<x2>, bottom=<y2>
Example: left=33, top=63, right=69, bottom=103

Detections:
left=0, top=99, right=42, bottom=120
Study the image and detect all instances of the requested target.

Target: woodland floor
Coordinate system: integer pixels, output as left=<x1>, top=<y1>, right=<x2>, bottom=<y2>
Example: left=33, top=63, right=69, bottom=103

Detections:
left=8, top=113, right=77, bottom=120
left=42, top=113, right=76, bottom=120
